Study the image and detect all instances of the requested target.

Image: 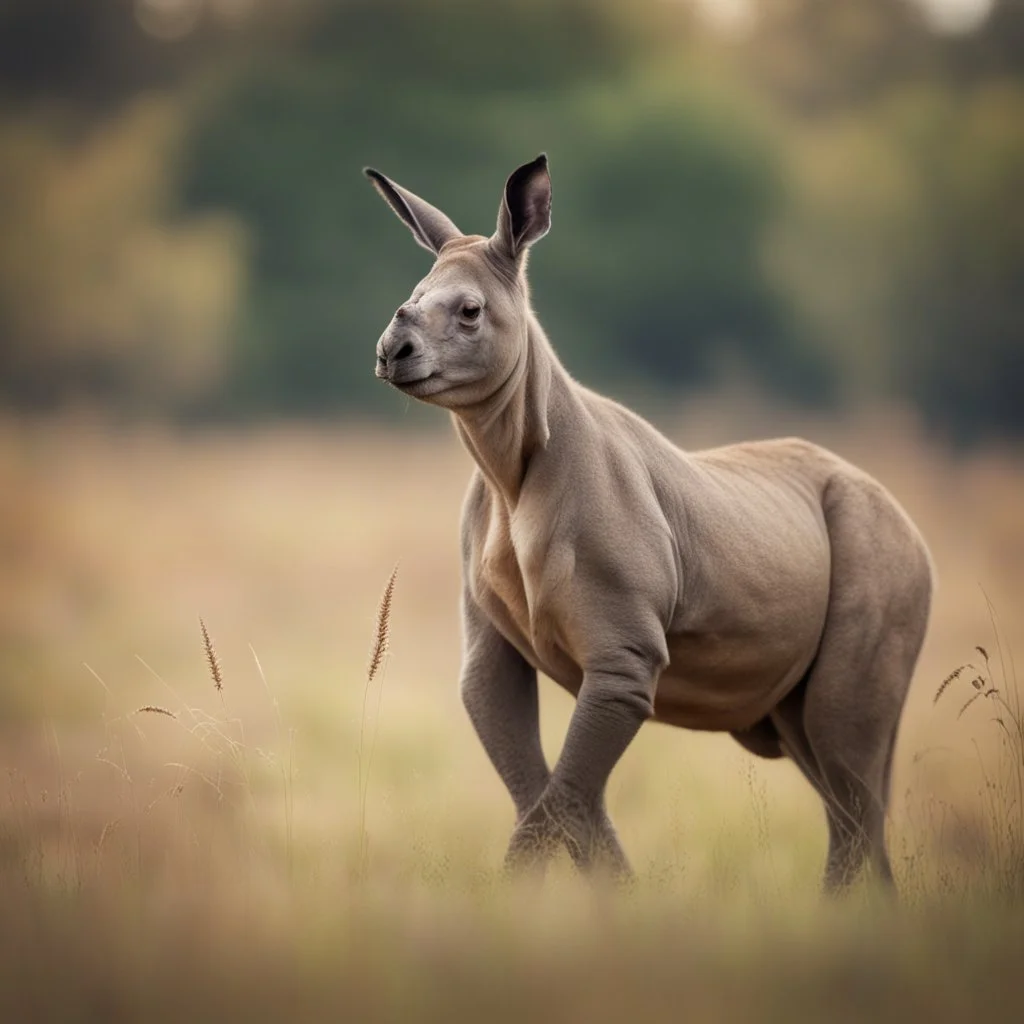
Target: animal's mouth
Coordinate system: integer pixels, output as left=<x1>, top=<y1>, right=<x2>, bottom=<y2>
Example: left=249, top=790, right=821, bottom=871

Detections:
left=391, top=372, right=436, bottom=392
left=374, top=354, right=435, bottom=390
left=390, top=372, right=454, bottom=402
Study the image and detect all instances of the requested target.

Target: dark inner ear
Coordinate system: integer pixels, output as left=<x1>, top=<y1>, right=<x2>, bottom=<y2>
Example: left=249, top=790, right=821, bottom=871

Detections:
left=364, top=168, right=463, bottom=255
left=497, top=154, right=551, bottom=260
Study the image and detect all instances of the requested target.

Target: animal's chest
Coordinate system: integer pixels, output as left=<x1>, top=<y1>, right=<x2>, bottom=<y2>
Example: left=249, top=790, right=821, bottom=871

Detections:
left=470, top=507, right=579, bottom=689
left=479, top=522, right=531, bottom=639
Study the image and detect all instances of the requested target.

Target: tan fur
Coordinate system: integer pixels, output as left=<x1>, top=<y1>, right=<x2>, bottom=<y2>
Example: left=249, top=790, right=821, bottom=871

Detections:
left=366, top=156, right=933, bottom=891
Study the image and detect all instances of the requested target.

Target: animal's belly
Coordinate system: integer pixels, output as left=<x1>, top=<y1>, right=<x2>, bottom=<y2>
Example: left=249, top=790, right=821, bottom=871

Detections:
left=509, top=631, right=815, bottom=733
left=476, top=577, right=826, bottom=732
left=651, top=632, right=819, bottom=732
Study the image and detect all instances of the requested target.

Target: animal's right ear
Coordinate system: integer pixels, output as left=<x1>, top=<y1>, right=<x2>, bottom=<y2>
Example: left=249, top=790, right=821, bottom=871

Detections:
left=363, top=168, right=463, bottom=255
left=492, top=154, right=551, bottom=264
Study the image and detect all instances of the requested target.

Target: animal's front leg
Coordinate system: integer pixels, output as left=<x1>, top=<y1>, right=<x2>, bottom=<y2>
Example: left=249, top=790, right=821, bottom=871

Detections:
left=460, top=594, right=551, bottom=821
left=505, top=666, right=656, bottom=879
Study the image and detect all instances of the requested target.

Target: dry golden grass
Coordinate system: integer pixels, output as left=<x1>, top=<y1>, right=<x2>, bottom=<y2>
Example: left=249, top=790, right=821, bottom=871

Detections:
left=1, top=404, right=1023, bottom=1021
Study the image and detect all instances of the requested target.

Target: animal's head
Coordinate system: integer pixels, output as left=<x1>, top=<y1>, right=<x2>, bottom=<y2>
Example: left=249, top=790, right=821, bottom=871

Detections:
left=365, top=155, right=551, bottom=408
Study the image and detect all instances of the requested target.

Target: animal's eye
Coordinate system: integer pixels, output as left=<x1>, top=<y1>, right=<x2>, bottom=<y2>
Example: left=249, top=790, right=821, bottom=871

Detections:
left=461, top=303, right=481, bottom=321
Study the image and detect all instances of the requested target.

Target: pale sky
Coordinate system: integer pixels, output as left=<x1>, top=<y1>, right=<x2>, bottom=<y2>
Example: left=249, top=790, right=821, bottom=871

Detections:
left=133, top=0, right=998, bottom=43
left=695, top=0, right=995, bottom=34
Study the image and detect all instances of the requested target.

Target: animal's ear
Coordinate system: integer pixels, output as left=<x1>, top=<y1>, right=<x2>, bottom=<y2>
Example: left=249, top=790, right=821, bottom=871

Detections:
left=364, top=168, right=463, bottom=255
left=492, top=154, right=551, bottom=263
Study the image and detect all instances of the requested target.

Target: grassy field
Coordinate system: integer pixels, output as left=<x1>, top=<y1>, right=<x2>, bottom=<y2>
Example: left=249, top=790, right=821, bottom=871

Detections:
left=1, top=403, right=1023, bottom=1022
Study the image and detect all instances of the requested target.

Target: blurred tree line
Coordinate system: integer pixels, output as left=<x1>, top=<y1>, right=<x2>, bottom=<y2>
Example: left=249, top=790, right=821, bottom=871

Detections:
left=0, top=0, right=1021, bottom=443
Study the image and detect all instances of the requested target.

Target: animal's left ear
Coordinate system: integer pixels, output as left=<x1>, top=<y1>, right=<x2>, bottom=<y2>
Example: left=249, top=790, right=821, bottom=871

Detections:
left=492, top=154, right=551, bottom=263
left=364, top=167, right=463, bottom=255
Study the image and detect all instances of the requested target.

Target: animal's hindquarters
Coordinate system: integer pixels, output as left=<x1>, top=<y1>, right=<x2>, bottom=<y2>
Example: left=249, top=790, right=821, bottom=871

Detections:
left=779, top=471, right=932, bottom=889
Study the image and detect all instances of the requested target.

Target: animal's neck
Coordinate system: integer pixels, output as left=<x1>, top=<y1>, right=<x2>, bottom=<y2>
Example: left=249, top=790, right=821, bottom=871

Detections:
left=453, top=313, right=564, bottom=507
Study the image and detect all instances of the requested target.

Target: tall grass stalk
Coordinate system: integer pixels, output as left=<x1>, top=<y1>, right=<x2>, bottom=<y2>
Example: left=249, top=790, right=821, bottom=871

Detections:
left=935, top=592, right=1023, bottom=893
left=251, top=643, right=296, bottom=884
left=356, top=564, right=398, bottom=881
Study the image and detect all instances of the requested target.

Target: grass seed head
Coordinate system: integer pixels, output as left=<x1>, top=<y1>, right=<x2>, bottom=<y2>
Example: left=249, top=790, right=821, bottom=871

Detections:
left=368, top=565, right=398, bottom=683
left=199, top=617, right=223, bottom=692
left=935, top=665, right=968, bottom=704
left=135, top=705, right=176, bottom=719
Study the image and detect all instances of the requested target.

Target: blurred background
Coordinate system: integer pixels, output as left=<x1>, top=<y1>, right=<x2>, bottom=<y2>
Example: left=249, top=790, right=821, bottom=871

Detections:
left=2, top=3, right=1024, bottom=1018
left=1, top=0, right=1022, bottom=440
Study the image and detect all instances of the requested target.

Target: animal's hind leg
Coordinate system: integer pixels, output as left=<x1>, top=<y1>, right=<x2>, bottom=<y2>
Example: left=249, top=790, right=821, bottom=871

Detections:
left=806, top=656, right=903, bottom=893
left=766, top=682, right=889, bottom=891
left=798, top=474, right=932, bottom=893
left=772, top=628, right=917, bottom=893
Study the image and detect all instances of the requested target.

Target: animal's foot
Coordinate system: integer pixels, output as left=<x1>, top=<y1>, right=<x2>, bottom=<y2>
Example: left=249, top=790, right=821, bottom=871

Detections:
left=503, top=798, right=564, bottom=874
left=503, top=784, right=633, bottom=882
left=592, top=819, right=634, bottom=884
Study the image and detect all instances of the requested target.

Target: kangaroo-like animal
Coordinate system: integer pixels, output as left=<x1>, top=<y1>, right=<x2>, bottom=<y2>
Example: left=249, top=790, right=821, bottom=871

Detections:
left=365, top=155, right=933, bottom=891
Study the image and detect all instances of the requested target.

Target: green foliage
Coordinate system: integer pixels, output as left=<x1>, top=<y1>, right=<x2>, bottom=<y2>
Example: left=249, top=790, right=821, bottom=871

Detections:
left=885, top=83, right=1024, bottom=442
left=1, top=0, right=1022, bottom=440
left=181, top=1, right=828, bottom=413
left=0, top=99, right=245, bottom=412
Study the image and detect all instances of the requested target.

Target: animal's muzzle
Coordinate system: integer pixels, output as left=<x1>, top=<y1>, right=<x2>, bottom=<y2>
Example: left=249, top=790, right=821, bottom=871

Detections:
left=376, top=328, right=422, bottom=382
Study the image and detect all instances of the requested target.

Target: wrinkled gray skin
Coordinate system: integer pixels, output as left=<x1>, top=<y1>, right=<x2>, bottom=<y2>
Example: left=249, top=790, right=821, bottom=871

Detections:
left=365, top=155, right=933, bottom=892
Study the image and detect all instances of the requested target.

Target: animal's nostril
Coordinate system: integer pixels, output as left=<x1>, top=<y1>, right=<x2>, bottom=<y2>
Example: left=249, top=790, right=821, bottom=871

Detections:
left=395, top=341, right=415, bottom=361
